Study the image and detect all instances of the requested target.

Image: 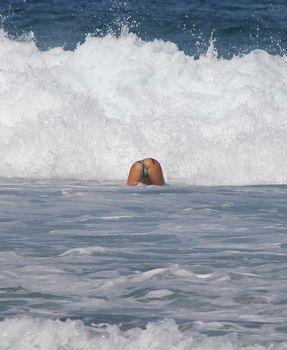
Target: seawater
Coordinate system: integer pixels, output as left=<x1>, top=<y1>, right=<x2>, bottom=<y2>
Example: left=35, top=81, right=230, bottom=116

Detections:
left=1, top=181, right=287, bottom=349
left=1, top=0, right=286, bottom=56
left=0, top=0, right=287, bottom=348
left=0, top=1, right=287, bottom=185
left=0, top=30, right=286, bottom=185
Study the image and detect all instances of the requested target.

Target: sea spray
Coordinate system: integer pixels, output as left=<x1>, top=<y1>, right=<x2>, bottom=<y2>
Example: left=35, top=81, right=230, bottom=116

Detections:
left=0, top=30, right=286, bottom=185
left=1, top=317, right=287, bottom=350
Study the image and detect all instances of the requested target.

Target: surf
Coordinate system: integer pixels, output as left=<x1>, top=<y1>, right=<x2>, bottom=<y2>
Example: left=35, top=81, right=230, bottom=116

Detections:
left=0, top=29, right=286, bottom=185
left=1, top=317, right=287, bottom=349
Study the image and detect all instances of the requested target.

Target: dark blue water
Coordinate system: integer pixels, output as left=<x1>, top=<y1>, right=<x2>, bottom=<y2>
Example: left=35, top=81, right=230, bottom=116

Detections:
left=0, top=0, right=286, bottom=58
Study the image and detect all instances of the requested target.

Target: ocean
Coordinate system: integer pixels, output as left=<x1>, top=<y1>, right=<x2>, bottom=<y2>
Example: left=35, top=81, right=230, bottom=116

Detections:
left=0, top=0, right=287, bottom=349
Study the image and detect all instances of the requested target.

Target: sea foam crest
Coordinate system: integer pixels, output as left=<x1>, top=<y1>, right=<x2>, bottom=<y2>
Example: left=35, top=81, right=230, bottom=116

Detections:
left=0, top=29, right=287, bottom=185
left=0, top=317, right=287, bottom=350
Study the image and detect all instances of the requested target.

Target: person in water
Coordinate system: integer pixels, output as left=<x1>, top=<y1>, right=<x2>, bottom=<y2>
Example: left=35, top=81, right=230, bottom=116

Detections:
left=127, top=158, right=165, bottom=186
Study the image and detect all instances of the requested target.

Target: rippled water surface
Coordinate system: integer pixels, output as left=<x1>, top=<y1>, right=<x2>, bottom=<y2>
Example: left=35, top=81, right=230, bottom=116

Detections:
left=1, top=181, right=287, bottom=346
left=0, top=1, right=287, bottom=347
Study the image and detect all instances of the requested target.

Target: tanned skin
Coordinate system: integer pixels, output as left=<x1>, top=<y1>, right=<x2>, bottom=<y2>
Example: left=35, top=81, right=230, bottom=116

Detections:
left=127, top=158, right=165, bottom=186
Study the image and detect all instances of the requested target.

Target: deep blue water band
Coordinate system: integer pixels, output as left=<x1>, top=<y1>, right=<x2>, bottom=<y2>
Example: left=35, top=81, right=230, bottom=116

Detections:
left=0, top=0, right=286, bottom=57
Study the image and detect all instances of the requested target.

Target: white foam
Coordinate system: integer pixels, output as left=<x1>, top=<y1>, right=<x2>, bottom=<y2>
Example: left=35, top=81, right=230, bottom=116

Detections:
left=143, top=289, right=174, bottom=299
left=59, top=246, right=113, bottom=256
left=132, top=265, right=211, bottom=282
left=78, top=215, right=135, bottom=222
left=0, top=29, right=287, bottom=185
left=0, top=317, right=286, bottom=350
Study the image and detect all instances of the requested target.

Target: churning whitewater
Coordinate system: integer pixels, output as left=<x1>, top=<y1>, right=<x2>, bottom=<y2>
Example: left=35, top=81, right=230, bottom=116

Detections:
left=0, top=29, right=286, bottom=185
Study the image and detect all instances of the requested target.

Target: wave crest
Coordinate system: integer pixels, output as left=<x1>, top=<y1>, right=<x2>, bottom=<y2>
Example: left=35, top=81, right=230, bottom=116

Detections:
left=0, top=30, right=286, bottom=185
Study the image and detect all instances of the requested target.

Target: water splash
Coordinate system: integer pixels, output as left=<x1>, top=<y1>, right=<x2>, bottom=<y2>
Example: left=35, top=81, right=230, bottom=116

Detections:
left=0, top=30, right=286, bottom=185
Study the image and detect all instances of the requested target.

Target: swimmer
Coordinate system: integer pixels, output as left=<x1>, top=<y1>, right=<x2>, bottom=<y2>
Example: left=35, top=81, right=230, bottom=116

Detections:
left=127, top=158, right=165, bottom=186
